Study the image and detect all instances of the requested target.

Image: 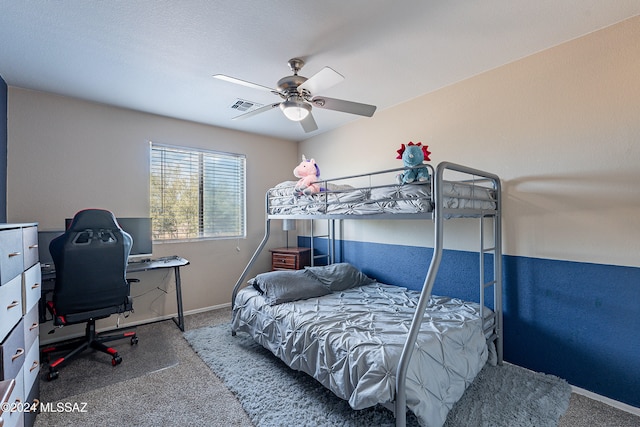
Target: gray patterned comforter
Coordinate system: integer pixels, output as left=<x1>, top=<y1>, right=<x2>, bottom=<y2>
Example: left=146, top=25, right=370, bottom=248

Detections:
left=232, top=283, right=489, bottom=427
left=267, top=181, right=495, bottom=216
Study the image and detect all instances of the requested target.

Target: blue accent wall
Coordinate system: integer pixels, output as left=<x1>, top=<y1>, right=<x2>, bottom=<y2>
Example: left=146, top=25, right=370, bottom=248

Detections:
left=0, top=75, right=7, bottom=222
left=503, top=256, right=640, bottom=408
left=300, top=236, right=640, bottom=408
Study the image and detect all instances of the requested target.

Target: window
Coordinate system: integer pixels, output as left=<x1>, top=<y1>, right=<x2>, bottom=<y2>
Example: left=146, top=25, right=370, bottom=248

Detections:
left=150, top=143, right=246, bottom=241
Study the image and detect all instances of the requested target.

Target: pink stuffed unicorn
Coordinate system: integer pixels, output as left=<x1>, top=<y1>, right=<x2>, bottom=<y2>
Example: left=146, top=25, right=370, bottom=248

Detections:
left=293, top=155, right=321, bottom=195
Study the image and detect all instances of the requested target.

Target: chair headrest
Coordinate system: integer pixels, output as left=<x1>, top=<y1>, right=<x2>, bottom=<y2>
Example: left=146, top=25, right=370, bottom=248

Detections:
left=68, top=209, right=120, bottom=231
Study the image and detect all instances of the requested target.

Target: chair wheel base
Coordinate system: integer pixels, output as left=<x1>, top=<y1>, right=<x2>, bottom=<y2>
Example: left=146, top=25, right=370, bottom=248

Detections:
left=112, top=355, right=123, bottom=366
left=47, top=370, right=59, bottom=381
left=131, top=336, right=139, bottom=345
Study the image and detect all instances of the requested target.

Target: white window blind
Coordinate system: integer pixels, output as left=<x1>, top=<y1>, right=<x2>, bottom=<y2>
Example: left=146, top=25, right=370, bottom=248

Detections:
left=150, top=143, right=246, bottom=241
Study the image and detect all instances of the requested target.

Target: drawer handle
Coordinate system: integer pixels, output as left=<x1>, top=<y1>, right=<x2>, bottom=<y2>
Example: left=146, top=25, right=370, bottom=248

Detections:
left=30, top=360, right=39, bottom=372
left=11, top=348, right=25, bottom=362
left=7, top=300, right=20, bottom=310
left=31, top=283, right=41, bottom=290
left=29, top=243, right=38, bottom=249
left=29, top=322, right=39, bottom=331
left=8, top=251, right=21, bottom=258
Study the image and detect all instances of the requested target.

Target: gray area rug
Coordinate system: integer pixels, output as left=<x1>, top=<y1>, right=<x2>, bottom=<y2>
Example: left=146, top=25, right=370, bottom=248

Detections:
left=40, top=320, right=178, bottom=402
left=184, top=323, right=572, bottom=427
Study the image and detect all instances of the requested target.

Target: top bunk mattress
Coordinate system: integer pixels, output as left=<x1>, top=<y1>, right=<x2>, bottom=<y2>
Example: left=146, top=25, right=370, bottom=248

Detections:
left=267, top=179, right=496, bottom=216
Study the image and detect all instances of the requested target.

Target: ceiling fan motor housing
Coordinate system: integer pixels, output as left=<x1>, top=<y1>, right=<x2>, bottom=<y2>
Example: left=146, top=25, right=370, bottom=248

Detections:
left=277, top=74, right=308, bottom=97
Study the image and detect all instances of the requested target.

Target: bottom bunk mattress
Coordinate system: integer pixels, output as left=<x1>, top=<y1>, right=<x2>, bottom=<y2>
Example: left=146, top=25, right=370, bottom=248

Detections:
left=232, top=269, right=490, bottom=427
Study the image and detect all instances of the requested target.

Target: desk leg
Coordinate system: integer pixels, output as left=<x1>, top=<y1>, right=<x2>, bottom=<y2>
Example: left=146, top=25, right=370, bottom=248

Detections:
left=172, top=266, right=185, bottom=331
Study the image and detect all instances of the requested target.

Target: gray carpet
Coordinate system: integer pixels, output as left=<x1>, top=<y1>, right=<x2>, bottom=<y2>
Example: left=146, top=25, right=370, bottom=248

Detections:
left=184, top=323, right=573, bottom=427
left=35, top=312, right=251, bottom=427
left=40, top=320, right=178, bottom=402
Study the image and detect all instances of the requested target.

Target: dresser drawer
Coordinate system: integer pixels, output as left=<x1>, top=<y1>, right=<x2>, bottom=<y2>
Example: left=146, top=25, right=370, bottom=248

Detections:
left=24, top=378, right=38, bottom=427
left=3, top=365, right=24, bottom=427
left=23, top=306, right=39, bottom=354
left=0, top=318, right=25, bottom=381
left=22, top=227, right=39, bottom=272
left=23, top=343, right=39, bottom=398
left=0, top=276, right=23, bottom=342
left=0, top=229, right=24, bottom=286
left=0, top=378, right=15, bottom=424
left=21, top=265, right=41, bottom=316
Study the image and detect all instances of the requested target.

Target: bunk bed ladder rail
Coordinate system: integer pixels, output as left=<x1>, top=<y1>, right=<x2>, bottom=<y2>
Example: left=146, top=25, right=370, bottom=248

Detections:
left=394, top=162, right=502, bottom=427
left=479, top=210, right=503, bottom=365
left=310, top=219, right=338, bottom=266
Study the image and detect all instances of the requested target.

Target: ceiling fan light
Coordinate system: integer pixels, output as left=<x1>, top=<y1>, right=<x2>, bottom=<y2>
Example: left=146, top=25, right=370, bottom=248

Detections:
left=280, top=98, right=311, bottom=121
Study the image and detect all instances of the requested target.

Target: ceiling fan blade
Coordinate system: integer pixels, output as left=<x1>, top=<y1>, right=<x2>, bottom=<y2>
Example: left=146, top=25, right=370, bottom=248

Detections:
left=300, top=112, right=318, bottom=133
left=311, top=96, right=377, bottom=117
left=213, top=74, right=279, bottom=95
left=232, top=102, right=280, bottom=120
left=298, top=67, right=344, bottom=95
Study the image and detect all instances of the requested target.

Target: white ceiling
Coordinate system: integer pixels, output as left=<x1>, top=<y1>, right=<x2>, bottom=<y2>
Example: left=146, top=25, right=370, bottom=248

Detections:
left=1, top=1, right=639, bottom=142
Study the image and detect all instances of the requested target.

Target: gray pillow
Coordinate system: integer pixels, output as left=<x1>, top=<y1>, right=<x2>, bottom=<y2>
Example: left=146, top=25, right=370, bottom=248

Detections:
left=248, top=269, right=330, bottom=305
left=304, top=263, right=374, bottom=291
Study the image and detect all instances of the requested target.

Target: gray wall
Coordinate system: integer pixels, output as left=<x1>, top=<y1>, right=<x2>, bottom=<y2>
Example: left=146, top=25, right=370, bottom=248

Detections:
left=0, top=75, right=7, bottom=222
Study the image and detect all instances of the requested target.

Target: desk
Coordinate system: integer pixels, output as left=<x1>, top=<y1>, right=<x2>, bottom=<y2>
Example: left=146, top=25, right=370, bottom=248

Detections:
left=40, top=256, right=190, bottom=331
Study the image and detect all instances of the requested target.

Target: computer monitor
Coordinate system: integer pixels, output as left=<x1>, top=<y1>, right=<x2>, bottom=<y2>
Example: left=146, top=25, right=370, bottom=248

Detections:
left=64, top=216, right=153, bottom=259
left=116, top=217, right=153, bottom=258
left=38, top=230, right=64, bottom=267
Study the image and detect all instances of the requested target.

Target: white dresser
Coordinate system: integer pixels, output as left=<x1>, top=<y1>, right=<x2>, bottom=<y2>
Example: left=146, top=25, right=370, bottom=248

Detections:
left=0, top=223, right=40, bottom=427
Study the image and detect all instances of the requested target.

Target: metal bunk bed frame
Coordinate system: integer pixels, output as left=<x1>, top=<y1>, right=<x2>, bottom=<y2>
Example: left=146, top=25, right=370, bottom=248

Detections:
left=231, top=161, right=502, bottom=427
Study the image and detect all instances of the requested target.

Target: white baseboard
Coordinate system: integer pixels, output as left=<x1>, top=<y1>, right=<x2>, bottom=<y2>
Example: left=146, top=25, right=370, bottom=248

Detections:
left=571, top=385, right=640, bottom=417
left=107, top=302, right=232, bottom=328
left=184, top=302, right=232, bottom=316
left=502, top=362, right=640, bottom=418
left=40, top=303, right=233, bottom=345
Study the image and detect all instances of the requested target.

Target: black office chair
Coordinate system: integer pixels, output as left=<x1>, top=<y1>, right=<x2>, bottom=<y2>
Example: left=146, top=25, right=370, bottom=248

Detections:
left=42, top=209, right=138, bottom=381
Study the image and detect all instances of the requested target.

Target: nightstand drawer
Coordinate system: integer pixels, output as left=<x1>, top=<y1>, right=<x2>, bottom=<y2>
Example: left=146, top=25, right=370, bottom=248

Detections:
left=270, top=247, right=311, bottom=271
left=272, top=253, right=297, bottom=269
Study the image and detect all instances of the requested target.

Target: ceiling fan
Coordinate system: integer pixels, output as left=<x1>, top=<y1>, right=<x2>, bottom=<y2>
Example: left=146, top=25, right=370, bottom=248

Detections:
left=214, top=58, right=377, bottom=133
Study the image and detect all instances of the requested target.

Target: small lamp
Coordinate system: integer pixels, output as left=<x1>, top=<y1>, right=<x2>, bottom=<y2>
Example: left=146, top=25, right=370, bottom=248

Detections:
left=282, top=219, right=296, bottom=248
left=280, top=96, right=311, bottom=122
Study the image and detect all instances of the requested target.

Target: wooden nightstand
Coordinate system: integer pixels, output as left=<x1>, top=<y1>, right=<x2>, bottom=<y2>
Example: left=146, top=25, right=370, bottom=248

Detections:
left=270, top=247, right=311, bottom=271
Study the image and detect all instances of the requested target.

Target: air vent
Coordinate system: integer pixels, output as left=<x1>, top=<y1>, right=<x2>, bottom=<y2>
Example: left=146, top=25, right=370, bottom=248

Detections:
left=230, top=99, right=262, bottom=112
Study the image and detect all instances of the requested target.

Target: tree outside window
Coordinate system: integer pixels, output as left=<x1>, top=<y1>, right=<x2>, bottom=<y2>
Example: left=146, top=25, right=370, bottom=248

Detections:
left=150, top=143, right=246, bottom=241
